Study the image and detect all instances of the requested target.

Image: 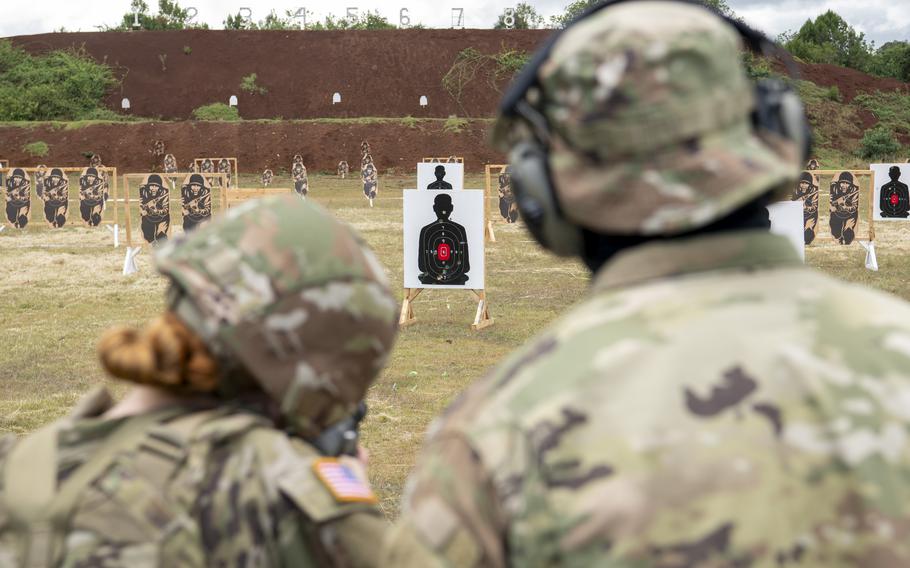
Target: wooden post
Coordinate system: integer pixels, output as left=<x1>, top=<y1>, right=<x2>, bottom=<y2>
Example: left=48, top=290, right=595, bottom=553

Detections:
left=485, top=220, right=496, bottom=242
left=867, top=171, right=877, bottom=241
left=399, top=288, right=422, bottom=327
left=122, top=174, right=134, bottom=248
left=471, top=290, right=494, bottom=331
left=111, top=167, right=119, bottom=227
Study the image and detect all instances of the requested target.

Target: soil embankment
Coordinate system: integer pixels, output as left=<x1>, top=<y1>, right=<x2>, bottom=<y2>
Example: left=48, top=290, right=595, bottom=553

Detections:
left=11, top=29, right=551, bottom=120
left=0, top=120, right=500, bottom=172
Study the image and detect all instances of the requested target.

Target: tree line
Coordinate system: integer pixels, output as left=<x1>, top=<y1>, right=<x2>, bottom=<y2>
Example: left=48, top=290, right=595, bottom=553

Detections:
left=111, top=0, right=910, bottom=83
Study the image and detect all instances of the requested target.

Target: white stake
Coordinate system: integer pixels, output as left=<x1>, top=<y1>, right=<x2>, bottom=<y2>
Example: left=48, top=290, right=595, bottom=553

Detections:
left=122, top=246, right=141, bottom=275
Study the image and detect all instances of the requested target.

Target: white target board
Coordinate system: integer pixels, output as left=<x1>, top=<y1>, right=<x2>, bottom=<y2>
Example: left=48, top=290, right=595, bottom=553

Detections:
left=404, top=189, right=484, bottom=289
left=417, top=163, right=464, bottom=191
left=871, top=163, right=910, bottom=221
left=767, top=201, right=805, bottom=262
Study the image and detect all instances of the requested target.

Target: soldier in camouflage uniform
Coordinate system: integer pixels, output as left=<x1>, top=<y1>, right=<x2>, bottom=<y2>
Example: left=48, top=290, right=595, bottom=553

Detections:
left=0, top=195, right=398, bottom=567
left=383, top=3, right=910, bottom=567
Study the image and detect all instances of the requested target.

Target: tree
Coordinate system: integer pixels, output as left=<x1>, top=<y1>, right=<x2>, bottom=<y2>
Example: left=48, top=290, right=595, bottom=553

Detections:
left=494, top=3, right=544, bottom=29
left=869, top=41, right=910, bottom=82
left=115, top=0, right=208, bottom=30
left=782, top=11, right=872, bottom=71
left=224, top=9, right=301, bottom=30
left=307, top=11, right=397, bottom=30
left=550, top=0, right=734, bottom=28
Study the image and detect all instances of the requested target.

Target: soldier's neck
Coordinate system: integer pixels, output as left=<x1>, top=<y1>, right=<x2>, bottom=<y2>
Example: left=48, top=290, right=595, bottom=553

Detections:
left=103, top=385, right=188, bottom=419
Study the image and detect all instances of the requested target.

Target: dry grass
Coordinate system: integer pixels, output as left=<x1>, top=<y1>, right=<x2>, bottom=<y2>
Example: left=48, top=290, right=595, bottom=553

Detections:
left=2, top=172, right=908, bottom=518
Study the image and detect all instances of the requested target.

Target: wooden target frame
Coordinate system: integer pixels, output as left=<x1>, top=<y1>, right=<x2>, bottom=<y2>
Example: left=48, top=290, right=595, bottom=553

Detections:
left=484, top=163, right=518, bottom=242
left=224, top=187, right=294, bottom=209
left=1, top=166, right=119, bottom=228
left=422, top=156, right=465, bottom=163
left=399, top=288, right=493, bottom=331
left=194, top=157, right=239, bottom=188
left=802, top=169, right=875, bottom=244
left=398, top=187, right=494, bottom=332
left=121, top=172, right=227, bottom=248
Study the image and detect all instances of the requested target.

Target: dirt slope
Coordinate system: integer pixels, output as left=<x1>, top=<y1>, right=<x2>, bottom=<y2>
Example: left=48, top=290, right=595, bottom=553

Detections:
left=11, top=29, right=551, bottom=120
left=0, top=120, right=502, bottom=173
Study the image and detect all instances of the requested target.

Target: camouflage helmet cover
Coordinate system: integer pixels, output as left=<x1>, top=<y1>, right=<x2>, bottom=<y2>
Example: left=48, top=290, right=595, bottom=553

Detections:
left=155, top=196, right=399, bottom=437
left=493, top=1, right=801, bottom=236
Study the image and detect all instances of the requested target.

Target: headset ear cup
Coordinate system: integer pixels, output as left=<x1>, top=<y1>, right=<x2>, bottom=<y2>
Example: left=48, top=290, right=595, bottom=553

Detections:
left=780, top=90, right=812, bottom=163
left=753, top=79, right=812, bottom=163
left=508, top=142, right=584, bottom=257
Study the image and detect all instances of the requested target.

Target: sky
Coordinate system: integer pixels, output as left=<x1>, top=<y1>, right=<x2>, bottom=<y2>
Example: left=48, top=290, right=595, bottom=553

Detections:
left=1, top=1, right=907, bottom=46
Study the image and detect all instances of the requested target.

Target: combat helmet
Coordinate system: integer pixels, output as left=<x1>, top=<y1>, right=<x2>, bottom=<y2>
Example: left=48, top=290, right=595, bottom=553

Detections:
left=189, top=173, right=205, bottom=186
left=493, top=1, right=803, bottom=239
left=148, top=174, right=164, bottom=187
left=155, top=196, right=398, bottom=438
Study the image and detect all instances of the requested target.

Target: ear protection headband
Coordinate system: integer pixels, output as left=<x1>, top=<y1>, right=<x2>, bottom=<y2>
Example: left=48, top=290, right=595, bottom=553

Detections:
left=502, top=0, right=812, bottom=257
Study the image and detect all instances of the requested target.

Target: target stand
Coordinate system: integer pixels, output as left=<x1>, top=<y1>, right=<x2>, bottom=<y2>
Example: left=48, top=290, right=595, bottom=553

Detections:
left=422, top=156, right=465, bottom=163
left=399, top=288, right=493, bottom=331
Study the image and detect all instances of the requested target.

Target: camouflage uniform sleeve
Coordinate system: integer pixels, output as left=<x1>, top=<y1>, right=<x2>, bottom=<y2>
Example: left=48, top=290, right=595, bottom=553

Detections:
left=382, top=432, right=509, bottom=568
left=249, top=431, right=389, bottom=568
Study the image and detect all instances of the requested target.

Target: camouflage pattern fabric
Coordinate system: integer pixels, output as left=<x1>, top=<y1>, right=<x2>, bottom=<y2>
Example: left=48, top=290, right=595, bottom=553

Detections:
left=156, top=196, right=398, bottom=438
left=0, top=387, right=387, bottom=567
left=164, top=153, right=178, bottom=174
left=384, top=230, right=910, bottom=567
left=217, top=158, right=233, bottom=188
left=491, top=1, right=800, bottom=236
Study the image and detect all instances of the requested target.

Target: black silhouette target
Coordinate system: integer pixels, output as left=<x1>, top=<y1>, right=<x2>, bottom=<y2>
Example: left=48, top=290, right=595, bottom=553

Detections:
left=405, top=189, right=484, bottom=289
left=879, top=166, right=910, bottom=218
left=418, top=220, right=469, bottom=285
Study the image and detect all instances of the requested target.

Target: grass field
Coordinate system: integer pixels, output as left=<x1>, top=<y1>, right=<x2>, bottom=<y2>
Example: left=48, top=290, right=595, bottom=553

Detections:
left=2, top=171, right=910, bottom=517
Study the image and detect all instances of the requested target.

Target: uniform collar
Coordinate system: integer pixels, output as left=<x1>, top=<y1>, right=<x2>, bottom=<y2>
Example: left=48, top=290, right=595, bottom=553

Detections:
left=592, top=230, right=803, bottom=292
left=68, top=386, right=115, bottom=420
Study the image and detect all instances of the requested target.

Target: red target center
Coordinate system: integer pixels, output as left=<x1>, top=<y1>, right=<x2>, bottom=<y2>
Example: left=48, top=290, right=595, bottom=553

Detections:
left=437, top=243, right=451, bottom=261
left=891, top=193, right=900, bottom=205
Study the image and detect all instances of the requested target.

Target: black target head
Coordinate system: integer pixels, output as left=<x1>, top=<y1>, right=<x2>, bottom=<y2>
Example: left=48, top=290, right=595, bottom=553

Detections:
left=889, top=166, right=901, bottom=180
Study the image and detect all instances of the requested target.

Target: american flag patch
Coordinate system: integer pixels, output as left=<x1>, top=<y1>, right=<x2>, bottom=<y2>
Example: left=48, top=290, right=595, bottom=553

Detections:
left=312, top=458, right=378, bottom=504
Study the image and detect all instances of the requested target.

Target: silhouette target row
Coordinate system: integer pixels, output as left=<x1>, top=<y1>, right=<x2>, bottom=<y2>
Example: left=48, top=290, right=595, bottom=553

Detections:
left=4, top=167, right=112, bottom=229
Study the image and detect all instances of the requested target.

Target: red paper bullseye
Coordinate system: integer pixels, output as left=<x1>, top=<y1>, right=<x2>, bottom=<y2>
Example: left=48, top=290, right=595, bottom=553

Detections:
left=891, top=193, right=900, bottom=206
left=437, top=243, right=451, bottom=261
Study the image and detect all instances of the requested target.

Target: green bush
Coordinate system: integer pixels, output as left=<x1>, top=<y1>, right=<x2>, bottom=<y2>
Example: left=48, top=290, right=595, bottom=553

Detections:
left=23, top=141, right=49, bottom=157
left=825, top=86, right=842, bottom=102
left=401, top=116, right=419, bottom=129
left=192, top=103, right=240, bottom=121
left=742, top=52, right=772, bottom=80
left=443, top=115, right=468, bottom=134
left=855, top=91, right=910, bottom=137
left=0, top=40, right=118, bottom=121
left=859, top=127, right=901, bottom=160
left=240, top=73, right=266, bottom=95
left=183, top=45, right=192, bottom=55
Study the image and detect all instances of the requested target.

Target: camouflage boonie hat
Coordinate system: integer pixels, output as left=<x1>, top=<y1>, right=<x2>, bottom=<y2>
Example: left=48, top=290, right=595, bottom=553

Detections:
left=155, top=196, right=398, bottom=437
left=494, top=1, right=800, bottom=235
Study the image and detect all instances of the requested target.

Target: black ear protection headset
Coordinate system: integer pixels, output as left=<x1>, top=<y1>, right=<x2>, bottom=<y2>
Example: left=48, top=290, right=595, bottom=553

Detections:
left=500, top=0, right=813, bottom=257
